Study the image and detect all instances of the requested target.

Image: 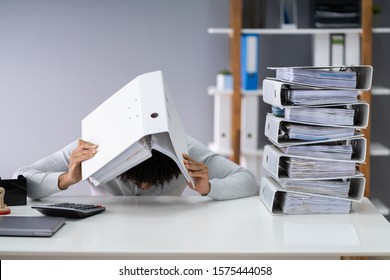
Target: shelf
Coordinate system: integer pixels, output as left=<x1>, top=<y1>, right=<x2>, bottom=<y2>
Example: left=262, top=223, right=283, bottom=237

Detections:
left=372, top=28, right=390, bottom=34
left=371, top=142, right=390, bottom=157
left=208, top=27, right=390, bottom=35
left=208, top=142, right=264, bottom=157
left=207, top=86, right=232, bottom=96
left=371, top=198, right=390, bottom=216
left=241, top=149, right=264, bottom=156
left=208, top=142, right=231, bottom=157
left=208, top=86, right=262, bottom=96
left=371, top=85, right=390, bottom=96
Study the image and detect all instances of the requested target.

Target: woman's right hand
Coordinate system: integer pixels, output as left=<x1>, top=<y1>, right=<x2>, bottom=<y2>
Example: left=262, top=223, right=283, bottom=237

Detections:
left=58, top=139, right=98, bottom=190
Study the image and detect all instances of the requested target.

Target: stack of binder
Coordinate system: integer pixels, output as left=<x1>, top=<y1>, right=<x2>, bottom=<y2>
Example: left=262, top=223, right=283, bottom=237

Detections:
left=259, top=65, right=373, bottom=215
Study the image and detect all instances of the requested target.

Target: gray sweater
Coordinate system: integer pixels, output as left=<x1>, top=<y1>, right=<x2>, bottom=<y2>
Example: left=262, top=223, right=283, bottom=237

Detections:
left=13, top=135, right=260, bottom=200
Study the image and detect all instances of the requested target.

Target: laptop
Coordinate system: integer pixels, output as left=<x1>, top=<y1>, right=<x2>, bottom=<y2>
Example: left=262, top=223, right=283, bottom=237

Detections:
left=0, top=216, right=66, bottom=237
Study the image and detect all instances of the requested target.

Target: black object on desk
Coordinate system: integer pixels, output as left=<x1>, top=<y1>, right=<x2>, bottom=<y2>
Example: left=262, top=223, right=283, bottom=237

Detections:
left=32, top=203, right=106, bottom=218
left=0, top=175, right=27, bottom=206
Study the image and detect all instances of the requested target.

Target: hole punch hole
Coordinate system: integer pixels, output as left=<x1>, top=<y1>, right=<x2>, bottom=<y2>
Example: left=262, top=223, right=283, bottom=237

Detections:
left=151, top=112, right=159, bottom=118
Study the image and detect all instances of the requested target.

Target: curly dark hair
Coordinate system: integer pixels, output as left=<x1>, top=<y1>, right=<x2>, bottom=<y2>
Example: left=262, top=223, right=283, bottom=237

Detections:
left=118, top=149, right=181, bottom=187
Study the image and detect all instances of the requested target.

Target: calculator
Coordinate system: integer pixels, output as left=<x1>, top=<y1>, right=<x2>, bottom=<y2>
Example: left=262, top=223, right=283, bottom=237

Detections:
left=32, top=203, right=106, bottom=218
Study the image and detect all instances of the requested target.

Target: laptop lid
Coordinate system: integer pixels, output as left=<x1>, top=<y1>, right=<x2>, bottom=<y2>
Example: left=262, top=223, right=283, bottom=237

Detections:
left=0, top=216, right=66, bottom=237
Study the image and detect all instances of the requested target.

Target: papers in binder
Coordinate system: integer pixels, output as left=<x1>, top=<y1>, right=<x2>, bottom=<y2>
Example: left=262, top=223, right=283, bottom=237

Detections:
left=284, top=105, right=355, bottom=126
left=263, top=78, right=359, bottom=107
left=284, top=123, right=355, bottom=141
left=278, top=137, right=366, bottom=162
left=280, top=192, right=352, bottom=214
left=286, top=157, right=356, bottom=179
left=81, top=71, right=194, bottom=187
left=279, top=176, right=366, bottom=201
left=260, top=177, right=360, bottom=215
left=261, top=64, right=371, bottom=215
left=268, top=65, right=373, bottom=90
left=262, top=145, right=360, bottom=180
left=282, top=179, right=350, bottom=198
left=281, top=102, right=369, bottom=127
left=264, top=113, right=367, bottom=146
left=279, top=143, right=353, bottom=160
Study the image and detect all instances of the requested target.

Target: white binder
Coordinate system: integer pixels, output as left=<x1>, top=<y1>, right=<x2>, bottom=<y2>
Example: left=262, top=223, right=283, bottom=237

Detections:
left=313, top=34, right=330, bottom=66
left=260, top=176, right=365, bottom=215
left=265, top=101, right=369, bottom=128
left=313, top=33, right=360, bottom=66
left=212, top=91, right=232, bottom=152
left=274, top=138, right=367, bottom=162
left=240, top=152, right=263, bottom=180
left=262, top=145, right=365, bottom=180
left=264, top=113, right=365, bottom=147
left=262, top=78, right=359, bottom=107
left=241, top=93, right=259, bottom=152
left=345, top=33, right=360, bottom=65
left=330, top=34, right=345, bottom=66
left=81, top=71, right=193, bottom=186
left=267, top=65, right=373, bottom=90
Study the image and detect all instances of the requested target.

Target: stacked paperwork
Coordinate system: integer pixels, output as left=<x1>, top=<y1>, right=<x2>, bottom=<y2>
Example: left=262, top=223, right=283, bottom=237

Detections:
left=260, top=65, right=372, bottom=215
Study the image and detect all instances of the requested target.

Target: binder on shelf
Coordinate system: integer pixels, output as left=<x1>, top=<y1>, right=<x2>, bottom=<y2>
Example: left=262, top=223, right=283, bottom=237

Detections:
left=280, top=0, right=298, bottom=29
left=330, top=34, right=345, bottom=66
left=240, top=153, right=263, bottom=179
left=344, top=33, right=360, bottom=65
left=263, top=78, right=359, bottom=107
left=313, top=34, right=330, bottom=66
left=262, top=145, right=363, bottom=180
left=212, top=90, right=232, bottom=152
left=313, top=33, right=360, bottom=67
left=268, top=65, right=373, bottom=90
left=260, top=176, right=364, bottom=215
left=241, top=93, right=259, bottom=152
left=241, top=34, right=259, bottom=90
left=81, top=71, right=193, bottom=187
left=264, top=114, right=364, bottom=146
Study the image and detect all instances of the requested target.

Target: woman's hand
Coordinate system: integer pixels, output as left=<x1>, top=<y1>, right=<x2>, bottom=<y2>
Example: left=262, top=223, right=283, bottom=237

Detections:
left=58, top=139, right=98, bottom=190
left=183, top=154, right=210, bottom=195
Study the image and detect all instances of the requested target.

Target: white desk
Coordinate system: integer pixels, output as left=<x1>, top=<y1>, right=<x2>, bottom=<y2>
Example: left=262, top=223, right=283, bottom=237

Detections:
left=1, top=196, right=390, bottom=259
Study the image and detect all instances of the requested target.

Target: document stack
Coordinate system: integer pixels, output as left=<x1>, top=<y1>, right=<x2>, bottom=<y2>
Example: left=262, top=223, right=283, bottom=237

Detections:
left=259, top=65, right=373, bottom=215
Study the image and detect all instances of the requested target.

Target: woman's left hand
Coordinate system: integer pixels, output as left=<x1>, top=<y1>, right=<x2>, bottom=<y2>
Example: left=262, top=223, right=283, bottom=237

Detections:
left=183, top=154, right=210, bottom=195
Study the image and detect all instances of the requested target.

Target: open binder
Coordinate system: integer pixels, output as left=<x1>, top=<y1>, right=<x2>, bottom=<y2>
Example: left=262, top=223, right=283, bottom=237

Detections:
left=81, top=71, right=193, bottom=187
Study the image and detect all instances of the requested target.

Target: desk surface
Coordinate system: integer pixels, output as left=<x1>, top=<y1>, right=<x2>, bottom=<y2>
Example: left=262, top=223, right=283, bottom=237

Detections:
left=1, top=196, right=390, bottom=259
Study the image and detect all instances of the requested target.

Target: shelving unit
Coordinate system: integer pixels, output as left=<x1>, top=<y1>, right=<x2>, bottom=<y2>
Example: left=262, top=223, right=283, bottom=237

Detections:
left=208, top=1, right=390, bottom=209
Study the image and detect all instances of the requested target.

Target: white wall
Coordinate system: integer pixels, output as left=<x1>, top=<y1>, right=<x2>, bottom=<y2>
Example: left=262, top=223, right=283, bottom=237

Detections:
left=0, top=0, right=230, bottom=195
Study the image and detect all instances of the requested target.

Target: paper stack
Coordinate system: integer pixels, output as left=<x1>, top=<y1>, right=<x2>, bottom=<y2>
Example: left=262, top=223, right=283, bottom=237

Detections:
left=259, top=65, right=373, bottom=215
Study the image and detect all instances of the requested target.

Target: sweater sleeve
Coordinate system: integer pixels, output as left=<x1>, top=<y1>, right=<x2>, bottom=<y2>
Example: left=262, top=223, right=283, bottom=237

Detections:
left=186, top=136, right=260, bottom=200
left=12, top=141, right=78, bottom=200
